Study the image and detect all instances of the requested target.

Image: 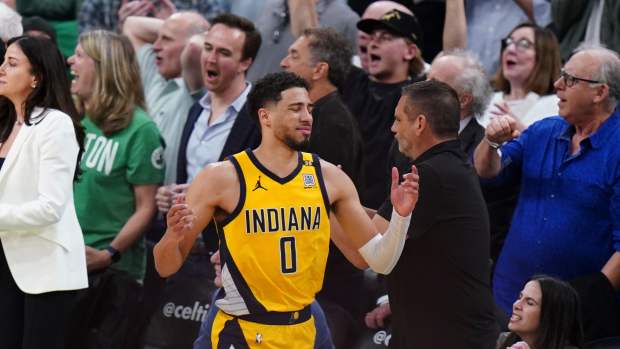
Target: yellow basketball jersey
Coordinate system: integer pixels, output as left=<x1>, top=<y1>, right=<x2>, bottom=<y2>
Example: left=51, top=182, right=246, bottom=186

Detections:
left=215, top=149, right=330, bottom=315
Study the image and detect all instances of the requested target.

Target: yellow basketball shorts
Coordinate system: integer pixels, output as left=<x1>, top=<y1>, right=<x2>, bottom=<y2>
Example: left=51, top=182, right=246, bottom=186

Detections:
left=210, top=309, right=316, bottom=349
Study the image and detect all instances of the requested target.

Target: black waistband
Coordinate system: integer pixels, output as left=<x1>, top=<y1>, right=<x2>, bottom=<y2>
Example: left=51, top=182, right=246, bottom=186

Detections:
left=235, top=305, right=312, bottom=325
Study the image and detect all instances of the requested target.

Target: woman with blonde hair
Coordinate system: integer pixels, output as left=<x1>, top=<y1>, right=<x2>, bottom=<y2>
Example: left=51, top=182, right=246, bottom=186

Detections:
left=66, top=30, right=164, bottom=348
left=480, top=23, right=562, bottom=130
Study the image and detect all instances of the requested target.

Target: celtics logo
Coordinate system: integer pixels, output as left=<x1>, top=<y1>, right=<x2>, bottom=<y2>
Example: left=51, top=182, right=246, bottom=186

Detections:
left=151, top=146, right=165, bottom=170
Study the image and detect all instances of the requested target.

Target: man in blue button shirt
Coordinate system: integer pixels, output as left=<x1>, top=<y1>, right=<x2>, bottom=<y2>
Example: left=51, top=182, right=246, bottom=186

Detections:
left=474, top=46, right=620, bottom=339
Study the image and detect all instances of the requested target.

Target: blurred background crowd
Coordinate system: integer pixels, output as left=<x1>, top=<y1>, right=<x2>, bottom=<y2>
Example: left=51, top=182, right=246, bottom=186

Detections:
left=0, top=0, right=619, bottom=348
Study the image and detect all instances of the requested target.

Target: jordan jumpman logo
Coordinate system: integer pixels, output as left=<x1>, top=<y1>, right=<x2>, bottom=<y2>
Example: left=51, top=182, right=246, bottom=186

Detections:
left=253, top=175, right=267, bottom=191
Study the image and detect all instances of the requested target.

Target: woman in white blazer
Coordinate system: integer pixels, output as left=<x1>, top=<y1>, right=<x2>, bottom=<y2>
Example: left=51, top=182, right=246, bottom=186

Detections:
left=0, top=36, right=87, bottom=349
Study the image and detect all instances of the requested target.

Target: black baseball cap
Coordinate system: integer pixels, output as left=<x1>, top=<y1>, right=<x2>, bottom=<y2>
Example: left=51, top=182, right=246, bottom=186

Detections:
left=357, top=9, right=421, bottom=45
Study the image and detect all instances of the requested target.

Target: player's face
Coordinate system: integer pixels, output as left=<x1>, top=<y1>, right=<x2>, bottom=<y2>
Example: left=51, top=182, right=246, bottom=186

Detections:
left=391, top=96, right=419, bottom=158
left=270, top=87, right=313, bottom=150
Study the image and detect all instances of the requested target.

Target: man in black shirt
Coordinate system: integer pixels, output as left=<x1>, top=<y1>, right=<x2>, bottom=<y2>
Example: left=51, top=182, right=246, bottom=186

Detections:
left=342, top=9, right=426, bottom=209
left=367, top=49, right=495, bottom=329
left=375, top=80, right=498, bottom=348
left=280, top=27, right=365, bottom=348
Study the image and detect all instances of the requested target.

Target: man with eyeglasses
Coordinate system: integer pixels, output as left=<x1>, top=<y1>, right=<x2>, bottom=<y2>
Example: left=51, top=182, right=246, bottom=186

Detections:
left=354, top=1, right=415, bottom=73
left=474, top=46, right=620, bottom=341
left=341, top=9, right=426, bottom=210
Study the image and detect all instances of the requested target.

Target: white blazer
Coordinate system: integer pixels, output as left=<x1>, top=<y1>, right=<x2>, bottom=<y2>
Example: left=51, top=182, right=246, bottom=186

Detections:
left=0, top=107, right=88, bottom=294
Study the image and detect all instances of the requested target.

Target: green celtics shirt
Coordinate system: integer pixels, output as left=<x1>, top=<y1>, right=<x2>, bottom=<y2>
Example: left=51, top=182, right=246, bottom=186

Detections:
left=74, top=108, right=164, bottom=281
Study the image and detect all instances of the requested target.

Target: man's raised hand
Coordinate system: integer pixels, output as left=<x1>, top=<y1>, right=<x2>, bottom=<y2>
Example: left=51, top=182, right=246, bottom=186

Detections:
left=390, top=165, right=419, bottom=217
left=486, top=114, right=521, bottom=144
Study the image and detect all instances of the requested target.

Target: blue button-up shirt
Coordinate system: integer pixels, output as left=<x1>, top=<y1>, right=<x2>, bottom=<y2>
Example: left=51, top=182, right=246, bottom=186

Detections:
left=492, top=110, right=620, bottom=312
left=186, top=83, right=252, bottom=183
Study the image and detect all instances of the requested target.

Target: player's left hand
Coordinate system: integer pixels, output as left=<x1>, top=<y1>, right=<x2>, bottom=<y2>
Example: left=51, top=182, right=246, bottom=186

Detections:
left=166, top=196, right=195, bottom=240
left=390, top=165, right=419, bottom=217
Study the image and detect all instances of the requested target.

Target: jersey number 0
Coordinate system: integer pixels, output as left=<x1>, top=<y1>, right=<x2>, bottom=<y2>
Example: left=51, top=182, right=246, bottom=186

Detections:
left=279, top=236, right=297, bottom=274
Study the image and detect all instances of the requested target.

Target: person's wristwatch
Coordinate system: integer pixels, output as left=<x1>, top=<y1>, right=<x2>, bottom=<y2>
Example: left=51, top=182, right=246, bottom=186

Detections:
left=105, top=246, right=121, bottom=263
left=485, top=138, right=502, bottom=150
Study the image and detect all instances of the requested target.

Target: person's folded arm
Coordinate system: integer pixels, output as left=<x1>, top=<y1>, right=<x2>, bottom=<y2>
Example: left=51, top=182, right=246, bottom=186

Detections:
left=122, top=16, right=163, bottom=51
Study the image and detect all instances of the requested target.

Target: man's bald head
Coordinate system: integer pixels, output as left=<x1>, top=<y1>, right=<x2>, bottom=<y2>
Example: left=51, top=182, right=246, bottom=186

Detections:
left=165, top=11, right=210, bottom=39
left=428, top=50, right=492, bottom=118
left=154, top=12, right=209, bottom=79
left=573, top=46, right=620, bottom=107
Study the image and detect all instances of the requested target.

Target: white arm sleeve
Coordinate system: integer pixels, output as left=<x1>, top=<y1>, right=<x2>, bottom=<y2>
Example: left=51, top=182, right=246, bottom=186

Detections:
left=358, top=208, right=411, bottom=275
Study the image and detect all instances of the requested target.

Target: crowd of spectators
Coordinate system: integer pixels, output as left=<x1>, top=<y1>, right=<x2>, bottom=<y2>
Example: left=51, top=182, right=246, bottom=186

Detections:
left=1, top=0, right=620, bottom=348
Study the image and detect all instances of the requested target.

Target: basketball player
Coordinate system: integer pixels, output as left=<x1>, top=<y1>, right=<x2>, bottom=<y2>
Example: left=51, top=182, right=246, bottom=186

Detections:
left=154, top=72, right=418, bottom=348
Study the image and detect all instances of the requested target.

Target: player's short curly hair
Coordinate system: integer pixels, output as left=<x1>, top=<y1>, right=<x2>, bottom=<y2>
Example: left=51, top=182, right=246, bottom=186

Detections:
left=247, top=71, right=309, bottom=122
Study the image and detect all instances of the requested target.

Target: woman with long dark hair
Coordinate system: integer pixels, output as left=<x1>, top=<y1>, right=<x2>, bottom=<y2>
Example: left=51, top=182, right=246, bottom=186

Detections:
left=497, top=275, right=584, bottom=349
left=0, top=36, right=87, bottom=349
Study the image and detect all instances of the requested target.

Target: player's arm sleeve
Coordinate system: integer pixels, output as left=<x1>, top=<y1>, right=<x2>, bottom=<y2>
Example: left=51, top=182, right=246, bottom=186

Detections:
left=358, top=163, right=441, bottom=274
left=358, top=208, right=411, bottom=275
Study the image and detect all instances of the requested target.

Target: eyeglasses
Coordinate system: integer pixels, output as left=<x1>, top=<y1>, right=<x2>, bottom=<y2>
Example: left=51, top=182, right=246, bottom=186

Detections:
left=559, top=69, right=602, bottom=88
left=501, top=37, right=534, bottom=51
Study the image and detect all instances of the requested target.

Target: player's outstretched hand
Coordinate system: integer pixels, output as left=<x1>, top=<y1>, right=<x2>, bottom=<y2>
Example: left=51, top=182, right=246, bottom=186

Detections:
left=390, top=165, right=419, bottom=217
left=166, top=197, right=195, bottom=240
